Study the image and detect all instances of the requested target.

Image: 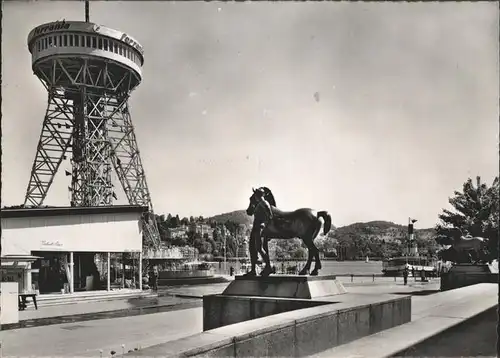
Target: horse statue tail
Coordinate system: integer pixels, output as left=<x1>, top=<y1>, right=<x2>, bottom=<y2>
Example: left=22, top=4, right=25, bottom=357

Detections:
left=317, top=211, right=332, bottom=235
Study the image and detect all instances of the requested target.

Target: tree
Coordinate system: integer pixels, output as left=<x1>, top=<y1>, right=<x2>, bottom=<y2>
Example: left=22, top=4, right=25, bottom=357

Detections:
left=154, top=214, right=170, bottom=243
left=172, top=237, right=187, bottom=247
left=274, top=238, right=305, bottom=260
left=192, top=238, right=203, bottom=253
left=186, top=231, right=195, bottom=245
left=200, top=241, right=213, bottom=254
left=435, top=176, right=499, bottom=259
left=314, top=235, right=337, bottom=255
left=292, top=247, right=307, bottom=259
left=168, top=215, right=180, bottom=228
left=189, top=216, right=195, bottom=223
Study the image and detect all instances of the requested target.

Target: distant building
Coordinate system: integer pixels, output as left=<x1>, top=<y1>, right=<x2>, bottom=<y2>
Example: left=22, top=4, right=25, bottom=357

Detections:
left=166, top=226, right=188, bottom=240
left=179, top=246, right=198, bottom=261
left=188, top=222, right=214, bottom=240
left=237, top=236, right=249, bottom=258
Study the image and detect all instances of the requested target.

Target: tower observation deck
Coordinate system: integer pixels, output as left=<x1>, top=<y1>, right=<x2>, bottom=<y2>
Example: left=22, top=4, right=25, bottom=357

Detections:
left=24, top=20, right=160, bottom=248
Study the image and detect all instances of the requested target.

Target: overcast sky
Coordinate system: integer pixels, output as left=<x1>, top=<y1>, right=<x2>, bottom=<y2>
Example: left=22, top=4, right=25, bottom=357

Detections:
left=2, top=2, right=498, bottom=228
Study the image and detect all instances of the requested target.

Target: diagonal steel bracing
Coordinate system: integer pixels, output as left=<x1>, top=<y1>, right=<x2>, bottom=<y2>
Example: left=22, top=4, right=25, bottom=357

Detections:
left=24, top=57, right=160, bottom=247
left=106, top=95, right=153, bottom=210
left=24, top=87, right=74, bottom=206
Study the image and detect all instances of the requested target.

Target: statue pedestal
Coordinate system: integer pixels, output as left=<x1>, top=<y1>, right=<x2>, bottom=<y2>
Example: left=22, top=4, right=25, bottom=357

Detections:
left=222, top=274, right=347, bottom=299
left=441, top=263, right=498, bottom=291
left=203, top=275, right=346, bottom=330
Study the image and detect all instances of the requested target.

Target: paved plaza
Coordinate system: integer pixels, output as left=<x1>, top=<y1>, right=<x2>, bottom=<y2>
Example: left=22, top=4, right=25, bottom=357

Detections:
left=1, top=278, right=442, bottom=357
left=1, top=307, right=203, bottom=357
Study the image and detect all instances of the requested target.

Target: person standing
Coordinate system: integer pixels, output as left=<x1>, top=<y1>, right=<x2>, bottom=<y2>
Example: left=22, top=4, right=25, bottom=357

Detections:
left=403, top=267, right=409, bottom=285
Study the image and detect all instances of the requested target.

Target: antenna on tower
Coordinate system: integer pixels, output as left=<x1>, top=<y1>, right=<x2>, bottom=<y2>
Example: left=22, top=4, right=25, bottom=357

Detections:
left=85, top=0, right=90, bottom=22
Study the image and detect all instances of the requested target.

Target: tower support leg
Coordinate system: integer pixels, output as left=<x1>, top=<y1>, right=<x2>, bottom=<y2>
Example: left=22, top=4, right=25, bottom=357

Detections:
left=24, top=87, right=74, bottom=206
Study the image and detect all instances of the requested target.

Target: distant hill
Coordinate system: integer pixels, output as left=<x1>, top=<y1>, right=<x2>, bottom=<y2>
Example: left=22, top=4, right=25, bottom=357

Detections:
left=208, top=213, right=435, bottom=243
left=207, top=213, right=438, bottom=258
left=334, top=220, right=435, bottom=243
left=209, top=210, right=253, bottom=227
left=331, top=220, right=438, bottom=259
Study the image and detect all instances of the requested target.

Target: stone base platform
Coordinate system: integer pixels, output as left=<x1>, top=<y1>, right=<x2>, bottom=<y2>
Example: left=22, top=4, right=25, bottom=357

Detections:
left=222, top=274, right=347, bottom=299
left=204, top=275, right=347, bottom=330
left=440, top=263, right=498, bottom=291
left=311, top=283, right=497, bottom=358
left=125, top=275, right=411, bottom=357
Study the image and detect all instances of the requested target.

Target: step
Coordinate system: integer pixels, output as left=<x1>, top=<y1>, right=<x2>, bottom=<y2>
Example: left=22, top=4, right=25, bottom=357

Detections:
left=158, top=276, right=230, bottom=287
left=35, top=290, right=154, bottom=307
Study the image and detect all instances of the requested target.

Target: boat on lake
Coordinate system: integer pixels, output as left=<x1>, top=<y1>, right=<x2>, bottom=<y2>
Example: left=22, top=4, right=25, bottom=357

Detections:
left=382, top=256, right=437, bottom=276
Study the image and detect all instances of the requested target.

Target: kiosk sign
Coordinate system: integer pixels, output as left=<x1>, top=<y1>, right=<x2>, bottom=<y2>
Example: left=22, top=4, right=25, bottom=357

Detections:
left=40, top=240, right=63, bottom=248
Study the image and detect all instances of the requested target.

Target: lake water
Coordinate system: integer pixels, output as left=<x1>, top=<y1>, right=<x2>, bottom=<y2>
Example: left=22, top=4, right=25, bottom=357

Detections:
left=321, top=260, right=383, bottom=275
left=214, top=259, right=384, bottom=276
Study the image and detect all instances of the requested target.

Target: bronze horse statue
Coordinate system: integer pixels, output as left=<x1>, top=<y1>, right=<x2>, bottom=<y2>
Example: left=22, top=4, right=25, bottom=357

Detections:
left=438, top=228, right=490, bottom=264
left=245, top=187, right=332, bottom=276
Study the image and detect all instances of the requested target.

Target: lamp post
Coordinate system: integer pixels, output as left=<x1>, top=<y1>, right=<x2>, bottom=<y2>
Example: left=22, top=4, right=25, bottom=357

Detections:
left=222, top=226, right=227, bottom=272
left=224, top=235, right=227, bottom=269
left=407, top=217, right=418, bottom=263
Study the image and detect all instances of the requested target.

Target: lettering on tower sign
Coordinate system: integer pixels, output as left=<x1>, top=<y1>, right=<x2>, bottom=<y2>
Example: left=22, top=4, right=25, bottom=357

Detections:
left=34, top=21, right=71, bottom=36
left=120, top=33, right=144, bottom=55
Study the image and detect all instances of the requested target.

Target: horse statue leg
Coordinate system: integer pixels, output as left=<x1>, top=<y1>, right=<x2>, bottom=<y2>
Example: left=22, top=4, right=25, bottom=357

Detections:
left=298, top=249, right=313, bottom=275
left=309, top=220, right=323, bottom=276
left=261, top=236, right=275, bottom=275
left=300, top=220, right=323, bottom=276
left=259, top=236, right=273, bottom=277
left=310, top=245, right=322, bottom=276
left=243, top=227, right=259, bottom=277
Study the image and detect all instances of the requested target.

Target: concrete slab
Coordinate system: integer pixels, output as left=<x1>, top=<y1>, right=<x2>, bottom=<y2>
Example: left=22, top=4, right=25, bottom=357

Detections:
left=309, top=283, right=497, bottom=358
left=394, top=306, right=497, bottom=357
left=0, top=307, right=203, bottom=357
left=125, top=293, right=411, bottom=357
left=203, top=294, right=331, bottom=330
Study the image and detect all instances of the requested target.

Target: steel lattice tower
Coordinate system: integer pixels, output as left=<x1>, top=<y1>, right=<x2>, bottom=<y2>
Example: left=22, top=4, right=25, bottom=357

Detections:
left=24, top=20, right=160, bottom=247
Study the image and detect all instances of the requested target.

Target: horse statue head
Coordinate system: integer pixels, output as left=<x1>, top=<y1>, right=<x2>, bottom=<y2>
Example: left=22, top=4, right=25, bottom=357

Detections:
left=246, top=187, right=276, bottom=216
left=449, top=227, right=463, bottom=241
